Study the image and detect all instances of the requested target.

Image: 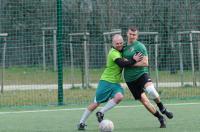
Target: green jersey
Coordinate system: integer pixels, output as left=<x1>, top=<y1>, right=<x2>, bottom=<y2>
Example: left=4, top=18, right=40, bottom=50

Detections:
left=100, top=48, right=122, bottom=83
left=122, top=40, right=148, bottom=82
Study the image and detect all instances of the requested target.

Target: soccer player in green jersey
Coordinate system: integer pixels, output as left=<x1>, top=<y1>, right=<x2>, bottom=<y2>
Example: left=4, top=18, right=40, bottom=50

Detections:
left=122, top=26, right=173, bottom=128
left=77, top=34, right=143, bottom=130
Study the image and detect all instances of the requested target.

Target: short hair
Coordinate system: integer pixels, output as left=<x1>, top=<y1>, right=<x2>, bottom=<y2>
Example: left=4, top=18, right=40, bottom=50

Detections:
left=112, top=34, right=123, bottom=45
left=112, top=34, right=122, bottom=41
left=128, top=26, right=138, bottom=32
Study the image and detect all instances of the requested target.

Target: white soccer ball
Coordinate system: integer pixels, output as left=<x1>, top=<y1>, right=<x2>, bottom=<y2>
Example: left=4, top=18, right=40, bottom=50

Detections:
left=99, top=119, right=114, bottom=132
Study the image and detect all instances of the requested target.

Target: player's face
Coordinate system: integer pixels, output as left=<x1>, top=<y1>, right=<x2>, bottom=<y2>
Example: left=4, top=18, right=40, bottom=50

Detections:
left=113, top=37, right=123, bottom=51
left=127, top=30, right=138, bottom=43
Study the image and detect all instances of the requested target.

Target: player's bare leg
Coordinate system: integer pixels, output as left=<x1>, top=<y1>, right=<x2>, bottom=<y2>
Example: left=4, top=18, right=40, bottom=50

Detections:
left=144, top=82, right=173, bottom=119
left=140, top=93, right=166, bottom=128
left=96, top=92, right=123, bottom=122
left=78, top=103, right=100, bottom=130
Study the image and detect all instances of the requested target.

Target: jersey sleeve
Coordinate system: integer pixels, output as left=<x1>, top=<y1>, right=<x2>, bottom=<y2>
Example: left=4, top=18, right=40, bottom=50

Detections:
left=137, top=43, right=148, bottom=56
left=110, top=50, right=122, bottom=61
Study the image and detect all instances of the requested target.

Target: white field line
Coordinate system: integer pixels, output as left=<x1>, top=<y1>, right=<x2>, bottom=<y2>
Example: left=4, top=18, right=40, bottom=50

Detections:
left=0, top=102, right=199, bottom=115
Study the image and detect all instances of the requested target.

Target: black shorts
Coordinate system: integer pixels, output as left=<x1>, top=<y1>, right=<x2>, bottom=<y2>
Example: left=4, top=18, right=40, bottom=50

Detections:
left=126, top=73, right=152, bottom=100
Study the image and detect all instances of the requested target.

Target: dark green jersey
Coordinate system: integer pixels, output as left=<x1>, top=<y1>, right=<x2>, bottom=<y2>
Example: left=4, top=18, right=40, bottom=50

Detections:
left=122, top=40, right=148, bottom=82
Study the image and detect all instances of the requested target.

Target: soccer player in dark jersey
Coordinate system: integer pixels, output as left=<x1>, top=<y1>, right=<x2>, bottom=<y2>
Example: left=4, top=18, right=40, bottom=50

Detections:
left=122, top=26, right=173, bottom=128
left=77, top=34, right=143, bottom=130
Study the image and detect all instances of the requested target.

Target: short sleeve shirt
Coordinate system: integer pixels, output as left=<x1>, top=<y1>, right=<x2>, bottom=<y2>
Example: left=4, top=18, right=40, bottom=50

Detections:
left=100, top=48, right=123, bottom=83
left=122, top=40, right=149, bottom=82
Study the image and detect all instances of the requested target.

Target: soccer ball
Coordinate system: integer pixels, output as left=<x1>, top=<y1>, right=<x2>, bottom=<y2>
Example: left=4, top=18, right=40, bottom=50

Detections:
left=99, top=119, right=114, bottom=132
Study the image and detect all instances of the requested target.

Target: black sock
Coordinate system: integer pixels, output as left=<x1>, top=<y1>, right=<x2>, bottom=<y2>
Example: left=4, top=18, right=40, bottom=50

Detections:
left=157, top=102, right=166, bottom=113
left=153, top=111, right=163, bottom=119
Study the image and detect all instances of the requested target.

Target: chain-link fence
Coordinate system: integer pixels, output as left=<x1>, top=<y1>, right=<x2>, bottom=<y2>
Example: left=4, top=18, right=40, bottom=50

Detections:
left=0, top=0, right=200, bottom=106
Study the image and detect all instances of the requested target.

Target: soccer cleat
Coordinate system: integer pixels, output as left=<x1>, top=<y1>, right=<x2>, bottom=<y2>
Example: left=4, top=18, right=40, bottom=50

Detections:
left=158, top=116, right=166, bottom=128
left=164, top=110, right=173, bottom=119
left=77, top=123, right=87, bottom=130
left=161, top=109, right=173, bottom=119
left=96, top=111, right=104, bottom=123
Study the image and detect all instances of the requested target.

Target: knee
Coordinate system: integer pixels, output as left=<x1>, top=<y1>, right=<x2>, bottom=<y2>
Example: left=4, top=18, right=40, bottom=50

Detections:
left=144, top=84, right=159, bottom=99
left=114, top=93, right=124, bottom=103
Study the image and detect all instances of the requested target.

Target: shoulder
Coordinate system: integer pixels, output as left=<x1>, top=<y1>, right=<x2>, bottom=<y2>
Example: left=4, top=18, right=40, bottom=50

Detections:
left=108, top=48, right=121, bottom=59
left=110, top=48, right=119, bottom=53
left=136, top=41, right=145, bottom=46
left=109, top=48, right=121, bottom=56
left=135, top=41, right=146, bottom=49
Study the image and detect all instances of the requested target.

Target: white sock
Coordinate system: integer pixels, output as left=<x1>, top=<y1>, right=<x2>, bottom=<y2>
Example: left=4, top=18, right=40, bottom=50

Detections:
left=99, top=99, right=117, bottom=113
left=80, top=109, right=92, bottom=124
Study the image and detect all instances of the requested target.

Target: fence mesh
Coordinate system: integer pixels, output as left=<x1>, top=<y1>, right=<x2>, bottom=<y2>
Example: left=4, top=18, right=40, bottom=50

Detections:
left=0, top=0, right=200, bottom=107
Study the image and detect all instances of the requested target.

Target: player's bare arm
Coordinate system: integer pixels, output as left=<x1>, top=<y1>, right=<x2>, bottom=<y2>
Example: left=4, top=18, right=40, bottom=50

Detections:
left=133, top=56, right=148, bottom=67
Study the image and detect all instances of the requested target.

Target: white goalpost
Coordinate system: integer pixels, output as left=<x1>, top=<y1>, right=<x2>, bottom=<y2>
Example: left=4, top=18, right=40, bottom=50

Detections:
left=69, top=32, right=90, bottom=88
left=0, top=33, right=8, bottom=93
left=41, top=27, right=57, bottom=71
left=177, top=31, right=200, bottom=87
left=68, top=30, right=159, bottom=89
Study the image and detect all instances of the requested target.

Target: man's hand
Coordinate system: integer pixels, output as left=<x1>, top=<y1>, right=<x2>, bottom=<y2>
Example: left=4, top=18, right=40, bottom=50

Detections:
left=133, top=52, right=143, bottom=62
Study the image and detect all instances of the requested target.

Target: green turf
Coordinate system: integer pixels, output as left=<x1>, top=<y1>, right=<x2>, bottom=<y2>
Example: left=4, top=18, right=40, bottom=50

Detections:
left=0, top=101, right=199, bottom=132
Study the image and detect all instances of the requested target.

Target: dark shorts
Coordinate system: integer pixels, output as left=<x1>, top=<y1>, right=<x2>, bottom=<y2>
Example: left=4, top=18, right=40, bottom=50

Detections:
left=126, top=73, right=152, bottom=100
